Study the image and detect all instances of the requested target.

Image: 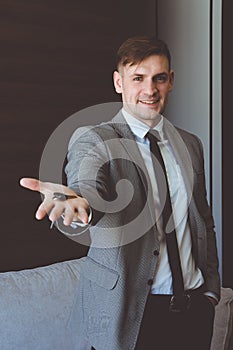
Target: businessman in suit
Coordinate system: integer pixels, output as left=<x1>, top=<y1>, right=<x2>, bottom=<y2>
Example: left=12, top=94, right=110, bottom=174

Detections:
left=21, top=36, right=220, bottom=350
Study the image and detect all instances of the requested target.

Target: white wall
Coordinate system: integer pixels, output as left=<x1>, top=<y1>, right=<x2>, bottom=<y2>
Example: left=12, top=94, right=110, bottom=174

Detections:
left=157, top=0, right=210, bottom=176
left=157, top=0, right=222, bottom=277
left=212, top=0, right=222, bottom=280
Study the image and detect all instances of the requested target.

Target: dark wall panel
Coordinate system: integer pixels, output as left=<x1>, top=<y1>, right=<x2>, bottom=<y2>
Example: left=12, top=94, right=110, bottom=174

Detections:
left=222, top=0, right=233, bottom=288
left=0, top=0, right=156, bottom=271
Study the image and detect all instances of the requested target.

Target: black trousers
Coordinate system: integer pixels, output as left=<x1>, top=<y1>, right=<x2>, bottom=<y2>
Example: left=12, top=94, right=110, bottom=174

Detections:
left=135, top=291, right=215, bottom=350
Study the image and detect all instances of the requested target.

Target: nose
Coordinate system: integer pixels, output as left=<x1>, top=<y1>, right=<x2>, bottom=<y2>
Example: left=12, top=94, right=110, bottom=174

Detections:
left=143, top=79, right=158, bottom=96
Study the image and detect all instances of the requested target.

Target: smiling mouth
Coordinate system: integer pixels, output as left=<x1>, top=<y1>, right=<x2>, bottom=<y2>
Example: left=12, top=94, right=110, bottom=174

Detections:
left=139, top=97, right=160, bottom=105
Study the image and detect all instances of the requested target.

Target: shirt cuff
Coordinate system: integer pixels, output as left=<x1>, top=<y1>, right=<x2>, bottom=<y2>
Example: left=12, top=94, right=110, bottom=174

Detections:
left=204, top=291, right=219, bottom=304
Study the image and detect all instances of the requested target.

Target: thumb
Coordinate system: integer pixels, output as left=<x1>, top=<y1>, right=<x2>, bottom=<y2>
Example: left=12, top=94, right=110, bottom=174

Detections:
left=20, top=178, right=42, bottom=192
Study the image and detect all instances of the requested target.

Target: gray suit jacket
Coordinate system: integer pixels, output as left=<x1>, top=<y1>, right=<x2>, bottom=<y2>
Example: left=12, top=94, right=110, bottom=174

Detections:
left=66, top=111, right=220, bottom=350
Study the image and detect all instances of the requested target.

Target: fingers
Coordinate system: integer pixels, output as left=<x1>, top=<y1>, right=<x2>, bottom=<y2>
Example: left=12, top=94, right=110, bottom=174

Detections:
left=36, top=197, right=90, bottom=225
left=36, top=200, right=65, bottom=222
left=20, top=178, right=78, bottom=197
left=20, top=178, right=42, bottom=192
left=63, top=204, right=77, bottom=226
left=63, top=199, right=90, bottom=225
left=205, top=296, right=218, bottom=306
left=36, top=199, right=54, bottom=220
left=49, top=202, right=65, bottom=223
left=76, top=207, right=89, bottom=224
left=20, top=178, right=90, bottom=226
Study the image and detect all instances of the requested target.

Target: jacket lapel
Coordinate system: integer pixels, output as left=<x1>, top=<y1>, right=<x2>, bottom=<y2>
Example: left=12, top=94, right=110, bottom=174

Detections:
left=110, top=111, right=156, bottom=222
left=163, top=118, right=206, bottom=264
left=163, top=118, right=194, bottom=202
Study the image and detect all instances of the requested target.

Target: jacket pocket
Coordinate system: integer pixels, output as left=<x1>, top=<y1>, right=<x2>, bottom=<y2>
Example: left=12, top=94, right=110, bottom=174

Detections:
left=82, top=256, right=119, bottom=290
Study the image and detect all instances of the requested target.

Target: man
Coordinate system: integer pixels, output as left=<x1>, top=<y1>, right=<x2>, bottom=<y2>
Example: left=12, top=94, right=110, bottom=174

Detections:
left=21, top=36, right=220, bottom=350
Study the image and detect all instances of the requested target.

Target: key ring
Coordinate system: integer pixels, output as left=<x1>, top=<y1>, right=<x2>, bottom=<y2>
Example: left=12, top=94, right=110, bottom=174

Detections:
left=52, top=192, right=77, bottom=201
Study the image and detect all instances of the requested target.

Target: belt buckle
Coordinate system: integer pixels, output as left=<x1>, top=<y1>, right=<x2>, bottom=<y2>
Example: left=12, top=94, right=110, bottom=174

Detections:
left=169, top=293, right=191, bottom=313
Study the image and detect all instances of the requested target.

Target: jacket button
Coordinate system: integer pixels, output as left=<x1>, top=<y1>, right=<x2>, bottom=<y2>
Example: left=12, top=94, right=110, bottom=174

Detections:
left=153, top=249, right=159, bottom=256
left=147, top=279, right=153, bottom=286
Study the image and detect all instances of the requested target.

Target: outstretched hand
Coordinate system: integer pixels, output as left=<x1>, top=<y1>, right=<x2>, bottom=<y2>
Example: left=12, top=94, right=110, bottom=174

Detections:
left=20, top=178, right=90, bottom=226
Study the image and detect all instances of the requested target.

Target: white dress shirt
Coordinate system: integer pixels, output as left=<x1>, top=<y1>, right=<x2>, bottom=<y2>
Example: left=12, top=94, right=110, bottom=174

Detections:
left=122, top=108, right=204, bottom=295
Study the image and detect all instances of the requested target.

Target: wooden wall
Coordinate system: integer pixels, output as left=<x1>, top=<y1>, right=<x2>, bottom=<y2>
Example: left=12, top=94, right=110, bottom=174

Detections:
left=0, top=0, right=156, bottom=270
left=222, top=0, right=233, bottom=288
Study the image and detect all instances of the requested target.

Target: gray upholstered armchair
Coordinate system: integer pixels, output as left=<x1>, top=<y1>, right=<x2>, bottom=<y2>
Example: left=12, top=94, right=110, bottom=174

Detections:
left=0, top=259, right=232, bottom=350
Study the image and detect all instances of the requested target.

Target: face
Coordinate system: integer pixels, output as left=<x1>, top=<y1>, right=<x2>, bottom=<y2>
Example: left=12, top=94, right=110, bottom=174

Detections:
left=113, top=54, right=174, bottom=127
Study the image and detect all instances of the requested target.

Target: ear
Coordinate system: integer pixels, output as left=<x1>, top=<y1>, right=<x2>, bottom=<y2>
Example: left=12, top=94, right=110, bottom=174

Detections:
left=113, top=70, right=123, bottom=94
left=168, top=70, right=174, bottom=91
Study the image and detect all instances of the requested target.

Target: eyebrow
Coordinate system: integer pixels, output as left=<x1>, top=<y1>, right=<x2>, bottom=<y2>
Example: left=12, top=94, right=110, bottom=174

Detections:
left=130, top=73, right=144, bottom=77
left=130, top=72, right=169, bottom=78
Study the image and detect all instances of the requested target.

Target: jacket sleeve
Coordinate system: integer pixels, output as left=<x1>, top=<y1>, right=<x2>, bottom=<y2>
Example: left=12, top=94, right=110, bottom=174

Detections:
left=193, top=135, right=221, bottom=299
left=65, top=126, right=111, bottom=225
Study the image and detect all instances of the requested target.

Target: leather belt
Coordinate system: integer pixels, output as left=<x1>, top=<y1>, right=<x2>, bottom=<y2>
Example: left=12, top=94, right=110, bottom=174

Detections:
left=150, top=285, right=204, bottom=313
left=169, top=293, right=191, bottom=313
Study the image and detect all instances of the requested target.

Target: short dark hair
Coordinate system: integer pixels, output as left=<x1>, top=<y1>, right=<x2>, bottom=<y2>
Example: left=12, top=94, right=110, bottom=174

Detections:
left=115, top=36, right=171, bottom=70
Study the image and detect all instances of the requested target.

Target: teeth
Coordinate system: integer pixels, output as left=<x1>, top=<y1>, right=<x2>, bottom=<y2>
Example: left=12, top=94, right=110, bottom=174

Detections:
left=140, top=100, right=158, bottom=104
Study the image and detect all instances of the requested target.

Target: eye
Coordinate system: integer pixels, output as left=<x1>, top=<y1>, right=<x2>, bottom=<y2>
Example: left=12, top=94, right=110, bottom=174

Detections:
left=133, top=76, right=142, bottom=81
left=154, top=74, right=168, bottom=83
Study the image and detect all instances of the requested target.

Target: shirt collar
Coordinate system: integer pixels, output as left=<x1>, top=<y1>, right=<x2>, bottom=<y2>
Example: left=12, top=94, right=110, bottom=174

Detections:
left=122, top=108, right=164, bottom=140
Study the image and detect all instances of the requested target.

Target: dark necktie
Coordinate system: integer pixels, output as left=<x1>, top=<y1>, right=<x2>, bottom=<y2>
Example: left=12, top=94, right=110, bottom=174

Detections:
left=147, top=130, right=185, bottom=303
